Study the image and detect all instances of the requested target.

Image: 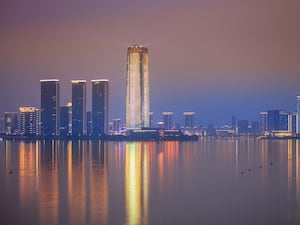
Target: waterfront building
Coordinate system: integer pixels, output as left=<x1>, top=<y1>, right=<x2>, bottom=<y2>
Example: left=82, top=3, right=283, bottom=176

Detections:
left=162, top=112, right=173, bottom=130
left=126, top=45, right=149, bottom=129
left=183, top=112, right=195, bottom=134
left=72, top=80, right=86, bottom=136
left=40, top=79, right=60, bottom=136
left=267, top=110, right=280, bottom=131
left=60, top=102, right=72, bottom=136
left=288, top=112, right=297, bottom=133
left=279, top=110, right=290, bottom=131
left=238, top=120, right=249, bottom=133
left=4, top=112, right=18, bottom=135
left=19, top=107, right=40, bottom=136
left=259, top=111, right=268, bottom=133
left=92, top=79, right=109, bottom=136
left=183, top=112, right=195, bottom=129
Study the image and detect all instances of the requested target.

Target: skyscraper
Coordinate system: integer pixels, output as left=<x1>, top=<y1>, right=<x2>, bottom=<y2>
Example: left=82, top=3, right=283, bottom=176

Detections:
left=267, top=110, right=280, bottom=131
left=40, top=79, right=60, bottom=136
left=19, top=107, right=40, bottom=136
left=162, top=112, right=173, bottom=130
left=297, top=96, right=300, bottom=134
left=259, top=111, right=268, bottom=133
left=126, top=45, right=149, bottom=129
left=183, top=112, right=195, bottom=129
left=92, top=79, right=109, bottom=136
left=72, top=80, right=86, bottom=136
left=60, top=102, right=72, bottom=136
left=279, top=110, right=289, bottom=131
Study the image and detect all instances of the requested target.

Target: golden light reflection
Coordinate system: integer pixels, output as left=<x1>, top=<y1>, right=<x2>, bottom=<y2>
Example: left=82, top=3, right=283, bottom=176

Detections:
left=39, top=141, right=58, bottom=225
left=90, top=141, right=109, bottom=225
left=288, top=140, right=292, bottom=203
left=125, top=142, right=152, bottom=225
left=157, top=141, right=179, bottom=190
left=125, top=142, right=142, bottom=225
left=296, top=140, right=300, bottom=222
left=19, top=141, right=38, bottom=212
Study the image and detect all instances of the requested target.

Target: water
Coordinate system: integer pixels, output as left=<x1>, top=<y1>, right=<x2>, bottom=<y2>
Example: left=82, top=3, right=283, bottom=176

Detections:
left=0, top=138, right=300, bottom=225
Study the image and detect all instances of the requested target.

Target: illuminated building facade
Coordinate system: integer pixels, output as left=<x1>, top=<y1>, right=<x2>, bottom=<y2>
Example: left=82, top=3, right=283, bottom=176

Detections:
left=72, top=80, right=86, bottom=136
left=60, top=102, right=72, bottom=136
left=162, top=112, right=173, bottom=130
left=288, top=112, right=297, bottom=133
left=126, top=45, right=149, bottom=129
left=4, top=112, right=18, bottom=135
left=297, top=96, right=300, bottom=134
left=40, top=79, right=60, bottom=136
left=19, top=107, right=40, bottom=136
left=92, top=79, right=109, bottom=136
left=183, top=112, right=195, bottom=129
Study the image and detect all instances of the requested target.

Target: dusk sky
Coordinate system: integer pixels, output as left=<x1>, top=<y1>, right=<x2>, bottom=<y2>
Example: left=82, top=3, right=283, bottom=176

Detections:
left=1, top=0, right=300, bottom=125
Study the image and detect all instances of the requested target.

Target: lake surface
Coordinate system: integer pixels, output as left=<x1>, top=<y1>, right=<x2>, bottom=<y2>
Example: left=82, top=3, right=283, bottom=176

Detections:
left=0, top=138, right=300, bottom=225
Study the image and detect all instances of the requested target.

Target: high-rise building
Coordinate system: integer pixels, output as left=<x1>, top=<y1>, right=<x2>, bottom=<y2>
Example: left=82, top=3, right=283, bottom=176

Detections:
left=238, top=120, right=249, bottom=133
left=162, top=112, right=173, bottom=130
left=267, top=110, right=280, bottom=131
left=60, top=102, right=72, bottom=136
left=259, top=111, right=268, bottom=132
left=250, top=121, right=259, bottom=133
left=183, top=112, right=195, bottom=129
left=19, top=107, right=40, bottom=136
left=92, top=79, right=109, bottom=136
left=297, top=96, right=300, bottom=134
left=40, top=79, right=60, bottom=136
left=4, top=112, right=18, bottom=135
left=288, top=112, right=297, bottom=133
left=279, top=110, right=289, bottom=131
left=126, top=45, right=149, bottom=129
left=72, top=80, right=86, bottom=136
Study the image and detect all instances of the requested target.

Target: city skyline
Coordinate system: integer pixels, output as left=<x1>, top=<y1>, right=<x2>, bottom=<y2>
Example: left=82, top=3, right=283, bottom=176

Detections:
left=1, top=0, right=300, bottom=125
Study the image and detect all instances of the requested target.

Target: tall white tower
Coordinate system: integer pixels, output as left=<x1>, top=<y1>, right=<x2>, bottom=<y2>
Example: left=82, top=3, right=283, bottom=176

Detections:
left=126, top=45, right=150, bottom=129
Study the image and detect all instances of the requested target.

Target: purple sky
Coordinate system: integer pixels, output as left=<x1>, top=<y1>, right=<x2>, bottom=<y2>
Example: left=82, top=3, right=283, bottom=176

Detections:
left=1, top=0, right=300, bottom=125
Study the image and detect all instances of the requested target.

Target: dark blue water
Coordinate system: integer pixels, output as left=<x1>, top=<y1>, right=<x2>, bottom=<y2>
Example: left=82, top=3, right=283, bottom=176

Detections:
left=0, top=138, right=299, bottom=225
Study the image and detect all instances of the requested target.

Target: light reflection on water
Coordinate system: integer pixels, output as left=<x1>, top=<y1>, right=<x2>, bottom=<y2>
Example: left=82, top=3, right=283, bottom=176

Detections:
left=0, top=139, right=300, bottom=225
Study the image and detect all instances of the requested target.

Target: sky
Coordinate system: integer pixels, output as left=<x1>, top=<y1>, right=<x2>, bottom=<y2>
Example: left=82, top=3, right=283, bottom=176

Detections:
left=1, top=0, right=300, bottom=125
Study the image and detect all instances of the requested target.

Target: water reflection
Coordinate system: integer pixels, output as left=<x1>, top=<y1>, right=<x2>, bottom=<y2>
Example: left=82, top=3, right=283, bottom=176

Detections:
left=1, top=139, right=300, bottom=225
